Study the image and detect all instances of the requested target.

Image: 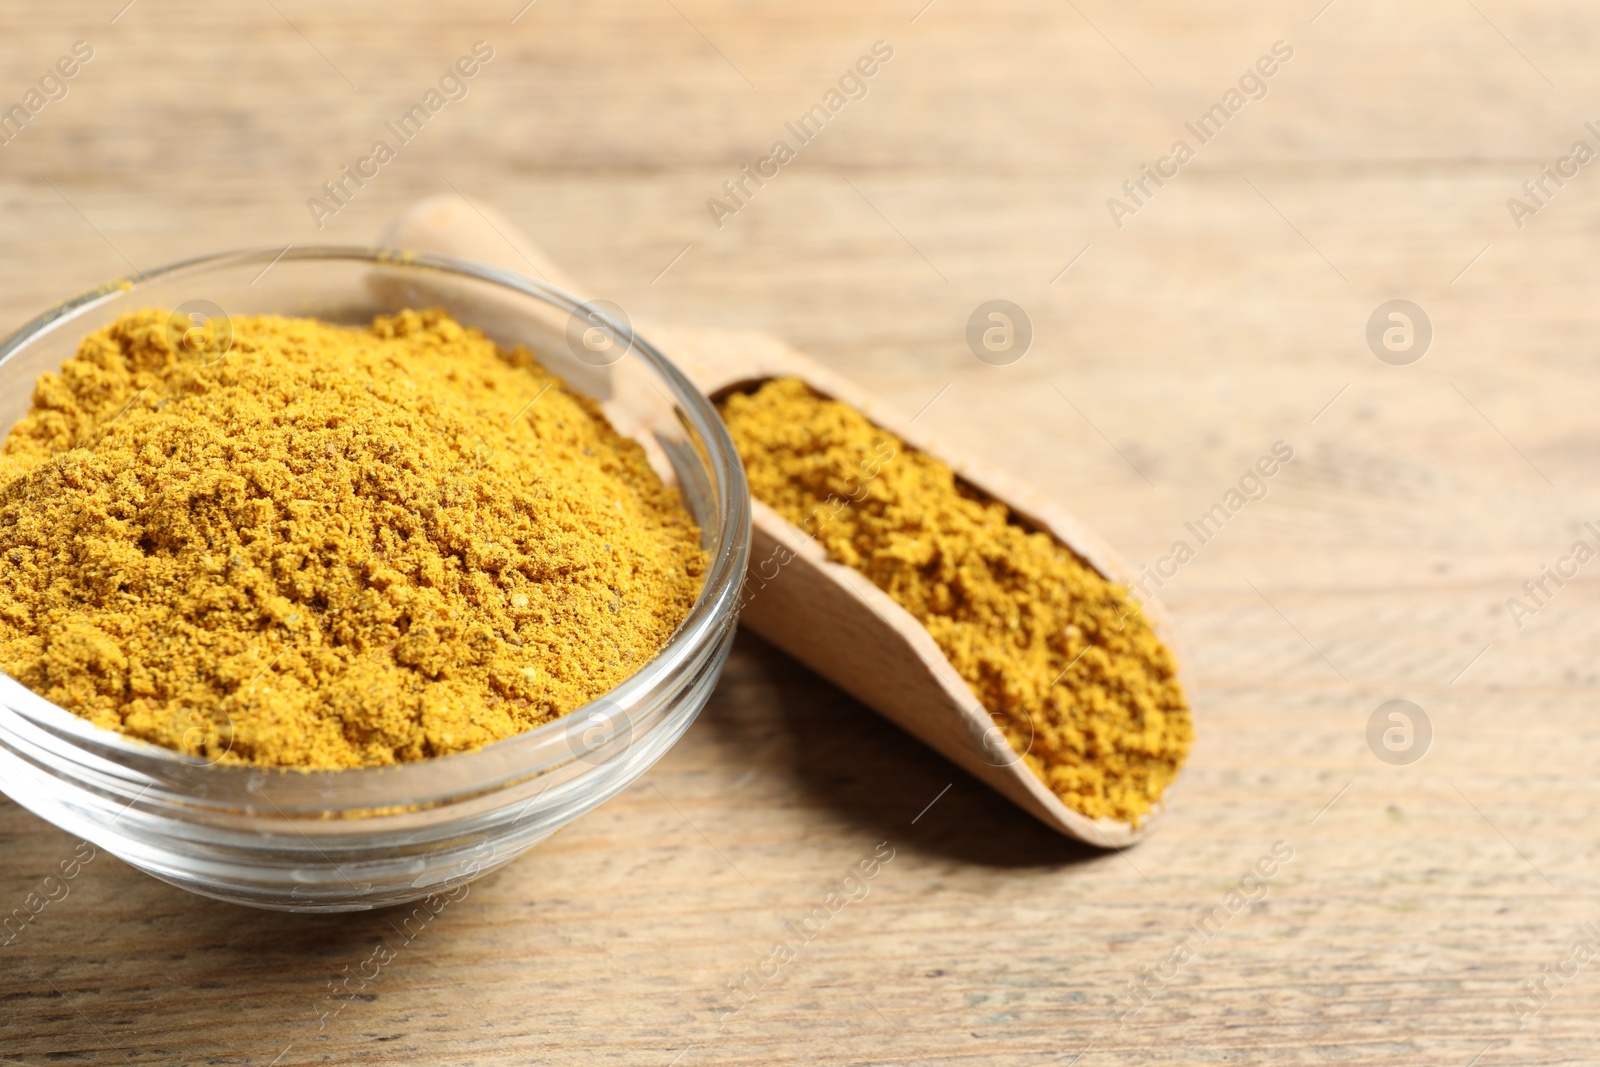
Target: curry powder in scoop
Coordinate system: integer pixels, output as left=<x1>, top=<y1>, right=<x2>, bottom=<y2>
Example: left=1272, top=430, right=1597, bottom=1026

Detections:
left=719, top=377, right=1190, bottom=825
left=0, top=308, right=704, bottom=768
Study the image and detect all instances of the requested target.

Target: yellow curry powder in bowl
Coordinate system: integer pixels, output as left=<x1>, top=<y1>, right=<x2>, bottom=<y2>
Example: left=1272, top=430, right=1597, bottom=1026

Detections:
left=0, top=308, right=706, bottom=769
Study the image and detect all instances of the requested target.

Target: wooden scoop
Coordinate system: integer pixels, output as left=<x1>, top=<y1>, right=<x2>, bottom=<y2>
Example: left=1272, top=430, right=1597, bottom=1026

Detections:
left=381, top=196, right=1188, bottom=848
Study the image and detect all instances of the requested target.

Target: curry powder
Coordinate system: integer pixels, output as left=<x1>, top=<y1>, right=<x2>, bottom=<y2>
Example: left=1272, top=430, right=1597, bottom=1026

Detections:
left=0, top=308, right=705, bottom=768
left=719, top=377, right=1190, bottom=825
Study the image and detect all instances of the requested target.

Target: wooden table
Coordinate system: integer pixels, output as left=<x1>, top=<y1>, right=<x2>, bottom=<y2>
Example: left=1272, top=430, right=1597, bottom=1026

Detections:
left=3, top=1, right=1598, bottom=1062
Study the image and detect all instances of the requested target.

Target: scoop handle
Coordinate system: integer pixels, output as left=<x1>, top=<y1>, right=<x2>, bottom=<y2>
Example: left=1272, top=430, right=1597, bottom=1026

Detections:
left=380, top=195, right=587, bottom=298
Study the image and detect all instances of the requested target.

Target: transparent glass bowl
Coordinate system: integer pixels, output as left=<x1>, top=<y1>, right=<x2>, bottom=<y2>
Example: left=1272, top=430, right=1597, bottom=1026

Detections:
left=0, top=248, right=750, bottom=911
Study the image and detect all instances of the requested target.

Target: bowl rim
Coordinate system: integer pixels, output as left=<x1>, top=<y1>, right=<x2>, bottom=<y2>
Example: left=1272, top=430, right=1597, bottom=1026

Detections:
left=0, top=245, right=751, bottom=804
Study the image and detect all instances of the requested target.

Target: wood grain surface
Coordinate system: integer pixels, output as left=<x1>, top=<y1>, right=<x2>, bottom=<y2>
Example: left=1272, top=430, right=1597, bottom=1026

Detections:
left=3, top=1, right=1599, bottom=1063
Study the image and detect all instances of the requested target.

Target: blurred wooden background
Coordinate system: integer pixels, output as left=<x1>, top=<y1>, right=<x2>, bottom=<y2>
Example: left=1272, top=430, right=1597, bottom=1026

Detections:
left=3, top=1, right=1600, bottom=1063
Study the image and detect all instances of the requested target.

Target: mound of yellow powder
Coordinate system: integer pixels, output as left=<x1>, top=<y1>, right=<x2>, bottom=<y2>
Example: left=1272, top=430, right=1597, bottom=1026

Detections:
left=719, top=378, right=1190, bottom=824
left=0, top=308, right=705, bottom=769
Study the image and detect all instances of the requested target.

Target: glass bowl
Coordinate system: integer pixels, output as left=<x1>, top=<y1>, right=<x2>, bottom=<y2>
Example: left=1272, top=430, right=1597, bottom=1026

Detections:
left=0, top=248, right=750, bottom=912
